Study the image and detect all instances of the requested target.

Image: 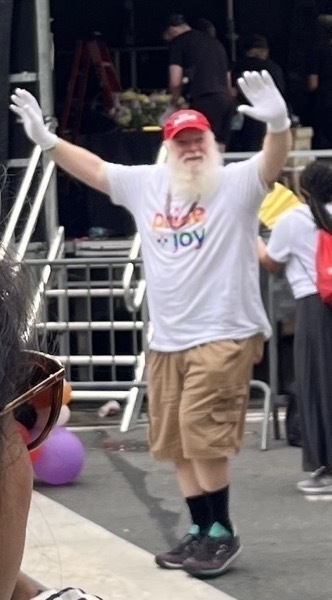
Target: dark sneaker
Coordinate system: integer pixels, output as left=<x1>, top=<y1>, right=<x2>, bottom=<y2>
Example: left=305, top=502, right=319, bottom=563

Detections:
left=155, top=524, right=201, bottom=569
left=297, top=467, right=332, bottom=494
left=183, top=522, right=242, bottom=579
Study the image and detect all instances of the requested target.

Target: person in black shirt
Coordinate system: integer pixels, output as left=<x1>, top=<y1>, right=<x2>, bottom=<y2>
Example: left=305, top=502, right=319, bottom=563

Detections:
left=307, top=27, right=332, bottom=149
left=164, top=14, right=234, bottom=152
left=230, top=34, right=287, bottom=152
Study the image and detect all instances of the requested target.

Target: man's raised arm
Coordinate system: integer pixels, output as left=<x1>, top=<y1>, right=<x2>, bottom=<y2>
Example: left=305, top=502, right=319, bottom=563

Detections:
left=10, top=88, right=109, bottom=196
left=236, top=70, right=292, bottom=187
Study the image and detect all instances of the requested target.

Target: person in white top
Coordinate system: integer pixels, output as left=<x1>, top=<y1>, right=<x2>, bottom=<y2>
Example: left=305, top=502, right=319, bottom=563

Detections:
left=13, top=576, right=102, bottom=600
left=258, top=160, right=332, bottom=495
left=10, top=71, right=291, bottom=579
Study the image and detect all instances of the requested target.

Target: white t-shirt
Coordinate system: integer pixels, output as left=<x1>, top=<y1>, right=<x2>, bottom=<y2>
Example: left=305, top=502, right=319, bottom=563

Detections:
left=266, top=204, right=322, bottom=299
left=104, top=154, right=271, bottom=351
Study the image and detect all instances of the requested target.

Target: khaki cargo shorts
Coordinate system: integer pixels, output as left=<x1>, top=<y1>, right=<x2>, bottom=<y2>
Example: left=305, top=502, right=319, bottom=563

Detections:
left=147, top=335, right=264, bottom=461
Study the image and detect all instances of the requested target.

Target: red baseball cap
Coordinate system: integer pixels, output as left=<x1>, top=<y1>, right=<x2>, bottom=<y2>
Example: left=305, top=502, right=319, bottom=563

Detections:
left=163, top=109, right=211, bottom=140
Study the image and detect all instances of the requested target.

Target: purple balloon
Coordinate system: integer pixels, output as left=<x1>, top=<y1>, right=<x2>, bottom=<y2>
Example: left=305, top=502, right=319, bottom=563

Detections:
left=33, top=427, right=85, bottom=485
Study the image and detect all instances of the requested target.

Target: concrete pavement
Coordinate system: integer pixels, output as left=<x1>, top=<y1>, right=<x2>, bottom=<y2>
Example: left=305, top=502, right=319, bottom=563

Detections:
left=26, top=415, right=332, bottom=600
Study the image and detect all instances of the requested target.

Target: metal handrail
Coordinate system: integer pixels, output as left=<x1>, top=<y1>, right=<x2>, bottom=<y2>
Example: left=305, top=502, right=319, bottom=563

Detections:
left=16, top=159, right=56, bottom=259
left=26, top=256, right=142, bottom=266
left=0, top=139, right=61, bottom=339
left=36, top=320, right=144, bottom=331
left=122, top=233, right=146, bottom=312
left=223, top=148, right=332, bottom=161
left=1, top=145, right=42, bottom=255
left=121, top=143, right=167, bottom=313
left=28, top=225, right=64, bottom=331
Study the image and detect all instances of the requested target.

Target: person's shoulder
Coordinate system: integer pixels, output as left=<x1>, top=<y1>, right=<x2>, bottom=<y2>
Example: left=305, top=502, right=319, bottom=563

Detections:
left=233, top=56, right=264, bottom=71
left=204, top=35, right=227, bottom=54
left=276, top=203, right=310, bottom=226
left=224, top=155, right=260, bottom=172
left=151, top=163, right=167, bottom=173
left=190, top=29, right=224, bottom=48
left=188, top=29, right=205, bottom=40
left=105, top=162, right=162, bottom=180
left=232, top=58, right=248, bottom=71
left=144, top=163, right=168, bottom=180
left=232, top=57, right=265, bottom=81
left=171, top=30, right=194, bottom=46
left=292, top=204, right=313, bottom=220
left=135, top=163, right=166, bottom=178
left=265, top=58, right=283, bottom=74
left=107, top=162, right=156, bottom=171
left=231, top=58, right=250, bottom=81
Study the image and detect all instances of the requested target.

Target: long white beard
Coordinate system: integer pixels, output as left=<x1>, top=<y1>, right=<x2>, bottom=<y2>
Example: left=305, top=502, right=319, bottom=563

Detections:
left=167, top=133, right=221, bottom=204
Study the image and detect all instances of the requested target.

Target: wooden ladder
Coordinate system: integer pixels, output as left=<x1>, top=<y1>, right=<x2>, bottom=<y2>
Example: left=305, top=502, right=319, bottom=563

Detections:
left=59, top=35, right=121, bottom=143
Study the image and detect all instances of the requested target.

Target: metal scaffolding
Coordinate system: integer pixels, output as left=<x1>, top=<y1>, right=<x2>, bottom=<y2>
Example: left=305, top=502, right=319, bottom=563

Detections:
left=8, top=1, right=59, bottom=250
left=34, top=0, right=59, bottom=248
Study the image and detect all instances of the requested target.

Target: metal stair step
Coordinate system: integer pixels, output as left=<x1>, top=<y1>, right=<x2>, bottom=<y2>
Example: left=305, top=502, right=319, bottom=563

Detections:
left=37, top=321, right=143, bottom=331
left=58, top=355, right=137, bottom=365
left=68, top=238, right=133, bottom=257
left=45, top=288, right=125, bottom=297
left=71, top=390, right=128, bottom=401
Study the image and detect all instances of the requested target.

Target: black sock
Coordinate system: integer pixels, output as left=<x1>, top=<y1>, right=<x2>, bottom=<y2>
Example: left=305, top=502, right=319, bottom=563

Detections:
left=185, top=493, right=212, bottom=533
left=205, top=486, right=233, bottom=535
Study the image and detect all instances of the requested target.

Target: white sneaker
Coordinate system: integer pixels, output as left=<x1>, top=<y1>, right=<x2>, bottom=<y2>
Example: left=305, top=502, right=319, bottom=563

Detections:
left=297, top=467, right=332, bottom=494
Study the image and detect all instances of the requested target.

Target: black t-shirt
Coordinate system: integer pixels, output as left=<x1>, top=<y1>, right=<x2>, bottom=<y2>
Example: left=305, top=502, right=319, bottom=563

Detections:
left=307, top=43, right=332, bottom=107
left=168, top=29, right=230, bottom=99
left=231, top=56, right=286, bottom=100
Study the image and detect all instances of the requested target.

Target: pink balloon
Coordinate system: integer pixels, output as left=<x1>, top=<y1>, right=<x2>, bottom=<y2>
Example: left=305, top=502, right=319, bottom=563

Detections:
left=33, top=427, right=85, bottom=485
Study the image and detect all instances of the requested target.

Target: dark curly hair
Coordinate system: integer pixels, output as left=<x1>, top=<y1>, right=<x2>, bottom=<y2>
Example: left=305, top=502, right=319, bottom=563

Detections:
left=0, top=247, right=37, bottom=413
left=299, top=160, right=332, bottom=234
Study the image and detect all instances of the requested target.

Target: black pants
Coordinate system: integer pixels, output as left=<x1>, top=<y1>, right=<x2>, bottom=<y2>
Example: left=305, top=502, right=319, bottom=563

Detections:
left=294, top=294, right=332, bottom=471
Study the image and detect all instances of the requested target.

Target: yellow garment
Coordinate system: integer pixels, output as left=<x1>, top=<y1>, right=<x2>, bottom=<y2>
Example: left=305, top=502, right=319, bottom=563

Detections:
left=259, top=182, right=301, bottom=229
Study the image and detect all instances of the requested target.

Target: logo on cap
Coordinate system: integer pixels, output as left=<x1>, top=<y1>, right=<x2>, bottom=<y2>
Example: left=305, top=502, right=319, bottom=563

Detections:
left=172, top=113, right=199, bottom=126
left=163, top=109, right=211, bottom=140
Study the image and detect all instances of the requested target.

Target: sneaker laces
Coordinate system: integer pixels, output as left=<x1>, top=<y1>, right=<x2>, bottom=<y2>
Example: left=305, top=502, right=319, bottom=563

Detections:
left=191, top=535, right=229, bottom=561
left=171, top=533, right=200, bottom=555
left=310, top=466, right=327, bottom=479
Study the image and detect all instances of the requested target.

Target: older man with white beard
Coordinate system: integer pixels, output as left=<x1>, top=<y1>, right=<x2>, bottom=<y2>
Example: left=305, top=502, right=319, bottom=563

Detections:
left=166, top=124, right=221, bottom=205
left=10, top=71, right=291, bottom=579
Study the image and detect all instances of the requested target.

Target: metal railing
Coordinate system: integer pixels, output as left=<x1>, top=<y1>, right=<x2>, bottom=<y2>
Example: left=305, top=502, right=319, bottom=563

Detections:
left=1, top=141, right=151, bottom=432
left=1, top=143, right=64, bottom=340
left=26, top=253, right=149, bottom=431
left=1, top=145, right=60, bottom=258
left=122, top=232, right=146, bottom=312
left=1, top=146, right=43, bottom=253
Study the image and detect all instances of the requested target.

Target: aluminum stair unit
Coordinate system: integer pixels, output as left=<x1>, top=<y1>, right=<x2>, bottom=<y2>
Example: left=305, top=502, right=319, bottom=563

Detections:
left=28, top=235, right=148, bottom=431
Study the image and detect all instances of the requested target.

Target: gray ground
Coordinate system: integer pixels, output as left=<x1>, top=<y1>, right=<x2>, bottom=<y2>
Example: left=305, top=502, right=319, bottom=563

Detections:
left=35, top=419, right=332, bottom=600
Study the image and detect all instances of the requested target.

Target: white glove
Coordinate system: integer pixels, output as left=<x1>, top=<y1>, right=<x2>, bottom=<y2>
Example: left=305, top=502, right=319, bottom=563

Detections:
left=10, top=88, right=59, bottom=151
left=236, top=70, right=290, bottom=133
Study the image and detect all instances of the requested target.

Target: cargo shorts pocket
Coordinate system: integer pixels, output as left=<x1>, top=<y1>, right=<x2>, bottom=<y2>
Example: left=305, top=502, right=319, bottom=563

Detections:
left=211, top=384, right=248, bottom=449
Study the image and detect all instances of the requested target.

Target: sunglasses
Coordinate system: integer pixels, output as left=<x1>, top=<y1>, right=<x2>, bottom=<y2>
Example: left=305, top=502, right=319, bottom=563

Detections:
left=0, top=350, right=65, bottom=451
